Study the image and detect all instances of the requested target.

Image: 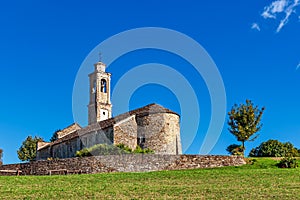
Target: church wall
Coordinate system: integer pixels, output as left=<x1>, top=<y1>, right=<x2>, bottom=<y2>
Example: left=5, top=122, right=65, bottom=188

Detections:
left=113, top=116, right=137, bottom=150
left=137, top=113, right=181, bottom=154
left=95, top=128, right=114, bottom=145
left=81, top=127, right=114, bottom=148
left=36, top=146, right=51, bottom=160
left=67, top=137, right=81, bottom=158
left=37, top=127, right=114, bottom=160
left=50, top=137, right=80, bottom=159
left=52, top=143, right=66, bottom=158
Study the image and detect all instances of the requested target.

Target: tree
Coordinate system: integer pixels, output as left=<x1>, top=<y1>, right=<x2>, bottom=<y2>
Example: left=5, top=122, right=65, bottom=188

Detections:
left=249, top=139, right=299, bottom=157
left=50, top=129, right=61, bottom=142
left=0, top=148, right=3, bottom=165
left=228, top=99, right=265, bottom=156
left=17, top=136, right=43, bottom=162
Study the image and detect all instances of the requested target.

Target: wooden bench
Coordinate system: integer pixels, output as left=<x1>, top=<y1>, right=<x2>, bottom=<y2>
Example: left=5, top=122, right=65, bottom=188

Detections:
left=66, top=169, right=82, bottom=174
left=48, top=169, right=67, bottom=175
left=47, top=169, right=82, bottom=175
left=0, top=169, right=22, bottom=176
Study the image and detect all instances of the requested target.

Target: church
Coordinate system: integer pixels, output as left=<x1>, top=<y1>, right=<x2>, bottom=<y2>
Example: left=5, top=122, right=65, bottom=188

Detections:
left=36, top=61, right=182, bottom=160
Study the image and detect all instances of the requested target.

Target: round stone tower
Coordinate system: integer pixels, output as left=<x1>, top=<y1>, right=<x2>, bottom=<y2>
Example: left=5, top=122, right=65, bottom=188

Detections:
left=135, top=104, right=182, bottom=155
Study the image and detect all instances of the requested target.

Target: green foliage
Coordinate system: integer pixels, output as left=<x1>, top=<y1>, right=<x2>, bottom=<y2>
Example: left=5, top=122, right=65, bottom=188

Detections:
left=277, top=157, right=299, bottom=168
left=116, top=143, right=154, bottom=154
left=75, top=148, right=92, bottom=157
left=75, top=144, right=129, bottom=157
left=76, top=143, right=154, bottom=157
left=17, top=136, right=43, bottom=162
left=115, top=143, right=133, bottom=153
left=0, top=148, right=3, bottom=165
left=249, top=139, right=299, bottom=157
left=50, top=129, right=61, bottom=142
left=226, top=144, right=244, bottom=155
left=228, top=99, right=265, bottom=156
left=133, top=145, right=154, bottom=154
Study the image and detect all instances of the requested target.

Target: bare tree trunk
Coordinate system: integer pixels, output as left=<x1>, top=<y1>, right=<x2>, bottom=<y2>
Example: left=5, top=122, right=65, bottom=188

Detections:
left=242, top=141, right=245, bottom=157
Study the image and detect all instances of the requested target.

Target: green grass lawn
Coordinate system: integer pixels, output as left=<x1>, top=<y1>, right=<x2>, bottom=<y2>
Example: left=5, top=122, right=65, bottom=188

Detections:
left=0, top=158, right=299, bottom=199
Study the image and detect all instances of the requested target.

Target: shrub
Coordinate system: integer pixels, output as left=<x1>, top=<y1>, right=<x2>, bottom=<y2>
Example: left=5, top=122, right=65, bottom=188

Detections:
left=76, top=148, right=93, bottom=157
left=116, top=144, right=133, bottom=153
left=277, top=157, right=299, bottom=168
left=133, top=145, right=154, bottom=154
left=102, top=143, right=154, bottom=154
left=226, top=144, right=244, bottom=156
left=249, top=139, right=299, bottom=157
left=75, top=144, right=154, bottom=157
left=75, top=144, right=128, bottom=157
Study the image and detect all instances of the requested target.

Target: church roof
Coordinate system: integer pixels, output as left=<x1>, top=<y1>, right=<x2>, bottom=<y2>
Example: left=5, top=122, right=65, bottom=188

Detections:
left=56, top=123, right=82, bottom=139
left=37, top=123, right=81, bottom=151
left=38, top=103, right=179, bottom=150
left=97, top=103, right=179, bottom=130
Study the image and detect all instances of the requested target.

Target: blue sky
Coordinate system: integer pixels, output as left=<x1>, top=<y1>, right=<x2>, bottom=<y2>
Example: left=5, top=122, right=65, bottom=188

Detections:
left=0, top=1, right=300, bottom=164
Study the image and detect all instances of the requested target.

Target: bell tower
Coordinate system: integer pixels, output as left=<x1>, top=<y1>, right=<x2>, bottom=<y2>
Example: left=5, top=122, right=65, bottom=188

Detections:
left=88, top=61, right=112, bottom=125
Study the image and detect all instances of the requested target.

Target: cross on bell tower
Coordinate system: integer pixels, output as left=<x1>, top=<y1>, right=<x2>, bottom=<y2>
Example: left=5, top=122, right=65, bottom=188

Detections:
left=88, top=60, right=112, bottom=125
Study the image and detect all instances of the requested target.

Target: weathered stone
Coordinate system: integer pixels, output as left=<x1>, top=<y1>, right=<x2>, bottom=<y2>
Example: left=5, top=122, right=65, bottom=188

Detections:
left=0, top=155, right=245, bottom=176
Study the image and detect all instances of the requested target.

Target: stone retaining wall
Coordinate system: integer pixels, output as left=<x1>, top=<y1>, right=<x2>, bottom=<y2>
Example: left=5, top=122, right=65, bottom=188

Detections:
left=0, top=155, right=245, bottom=176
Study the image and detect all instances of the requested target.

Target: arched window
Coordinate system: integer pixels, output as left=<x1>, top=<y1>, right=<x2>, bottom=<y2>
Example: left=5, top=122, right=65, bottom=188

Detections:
left=92, top=81, right=97, bottom=94
left=101, top=79, right=107, bottom=93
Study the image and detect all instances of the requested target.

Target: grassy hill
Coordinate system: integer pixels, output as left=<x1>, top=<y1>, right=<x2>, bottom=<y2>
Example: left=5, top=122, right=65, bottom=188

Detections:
left=0, top=158, right=299, bottom=199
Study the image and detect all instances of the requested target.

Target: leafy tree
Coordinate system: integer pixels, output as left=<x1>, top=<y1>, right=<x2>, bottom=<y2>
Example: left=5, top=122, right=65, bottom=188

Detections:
left=0, top=148, right=3, bottom=165
left=17, top=136, right=43, bottom=162
left=249, top=139, right=299, bottom=157
left=50, top=129, right=61, bottom=142
left=226, top=144, right=244, bottom=156
left=228, top=99, right=265, bottom=156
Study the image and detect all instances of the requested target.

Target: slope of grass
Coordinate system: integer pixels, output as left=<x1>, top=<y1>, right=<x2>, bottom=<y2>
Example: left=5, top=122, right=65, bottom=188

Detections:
left=0, top=158, right=299, bottom=199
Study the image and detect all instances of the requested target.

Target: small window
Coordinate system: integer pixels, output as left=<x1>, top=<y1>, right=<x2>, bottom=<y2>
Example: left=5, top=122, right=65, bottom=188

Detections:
left=103, top=112, right=105, bottom=115
left=137, top=137, right=146, bottom=149
left=101, top=79, right=107, bottom=93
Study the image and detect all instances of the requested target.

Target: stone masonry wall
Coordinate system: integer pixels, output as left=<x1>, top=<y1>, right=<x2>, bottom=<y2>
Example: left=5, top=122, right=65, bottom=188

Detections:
left=0, top=155, right=245, bottom=176
left=113, top=115, right=137, bottom=150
